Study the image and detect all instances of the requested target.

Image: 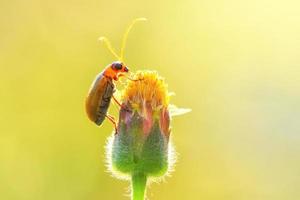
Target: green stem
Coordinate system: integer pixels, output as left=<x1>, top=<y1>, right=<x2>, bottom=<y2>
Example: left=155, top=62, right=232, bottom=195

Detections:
left=131, top=172, right=147, bottom=200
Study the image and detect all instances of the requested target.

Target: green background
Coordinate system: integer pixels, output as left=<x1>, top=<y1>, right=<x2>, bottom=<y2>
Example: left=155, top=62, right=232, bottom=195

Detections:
left=0, top=0, right=299, bottom=199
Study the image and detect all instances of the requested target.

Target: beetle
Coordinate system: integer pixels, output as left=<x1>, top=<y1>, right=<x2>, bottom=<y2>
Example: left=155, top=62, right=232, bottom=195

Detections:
left=85, top=61, right=128, bottom=130
left=85, top=18, right=146, bottom=132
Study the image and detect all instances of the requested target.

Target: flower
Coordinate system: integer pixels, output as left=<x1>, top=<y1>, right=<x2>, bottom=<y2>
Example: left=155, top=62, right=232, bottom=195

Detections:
left=106, top=71, right=190, bottom=200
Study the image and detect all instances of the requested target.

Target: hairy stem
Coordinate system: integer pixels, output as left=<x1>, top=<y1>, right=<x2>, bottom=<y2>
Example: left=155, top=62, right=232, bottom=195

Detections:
left=131, top=172, right=147, bottom=200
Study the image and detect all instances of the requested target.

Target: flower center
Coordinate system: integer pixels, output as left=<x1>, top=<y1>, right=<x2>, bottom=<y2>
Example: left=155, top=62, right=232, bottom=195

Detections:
left=122, top=71, right=169, bottom=113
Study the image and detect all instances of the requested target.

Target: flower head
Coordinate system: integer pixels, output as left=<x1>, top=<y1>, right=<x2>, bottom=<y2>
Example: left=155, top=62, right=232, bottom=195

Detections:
left=120, top=71, right=170, bottom=138
left=106, top=70, right=190, bottom=200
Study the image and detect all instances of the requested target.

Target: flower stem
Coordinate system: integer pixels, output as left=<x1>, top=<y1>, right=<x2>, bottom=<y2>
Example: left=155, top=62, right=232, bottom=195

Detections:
left=131, top=172, right=147, bottom=200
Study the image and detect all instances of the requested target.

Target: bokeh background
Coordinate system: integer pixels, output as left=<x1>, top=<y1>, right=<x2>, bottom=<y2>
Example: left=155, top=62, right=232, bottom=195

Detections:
left=0, top=0, right=300, bottom=199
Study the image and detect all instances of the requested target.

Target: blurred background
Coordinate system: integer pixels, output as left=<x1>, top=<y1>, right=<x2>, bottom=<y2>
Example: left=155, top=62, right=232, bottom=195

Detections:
left=0, top=0, right=300, bottom=199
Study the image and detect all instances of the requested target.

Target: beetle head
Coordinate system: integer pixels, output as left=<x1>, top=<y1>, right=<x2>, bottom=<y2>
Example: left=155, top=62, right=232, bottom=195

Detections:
left=111, top=61, right=129, bottom=73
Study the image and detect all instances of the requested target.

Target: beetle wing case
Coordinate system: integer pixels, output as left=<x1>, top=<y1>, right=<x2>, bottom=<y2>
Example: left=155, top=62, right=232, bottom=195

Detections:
left=85, top=73, right=115, bottom=125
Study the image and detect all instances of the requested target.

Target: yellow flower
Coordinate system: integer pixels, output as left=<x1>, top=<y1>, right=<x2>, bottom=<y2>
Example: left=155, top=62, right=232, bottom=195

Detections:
left=120, top=71, right=170, bottom=137
left=122, top=71, right=169, bottom=109
left=106, top=70, right=190, bottom=200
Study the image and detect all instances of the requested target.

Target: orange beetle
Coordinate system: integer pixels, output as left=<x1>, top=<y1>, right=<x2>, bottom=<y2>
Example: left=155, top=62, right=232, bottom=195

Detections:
left=85, top=18, right=146, bottom=132
left=85, top=61, right=128, bottom=129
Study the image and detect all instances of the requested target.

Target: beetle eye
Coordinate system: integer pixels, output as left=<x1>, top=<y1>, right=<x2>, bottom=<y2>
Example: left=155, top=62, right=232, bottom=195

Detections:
left=113, top=63, right=123, bottom=70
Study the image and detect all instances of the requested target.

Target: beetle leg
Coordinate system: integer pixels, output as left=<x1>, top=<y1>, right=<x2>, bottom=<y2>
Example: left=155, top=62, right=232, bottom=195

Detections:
left=105, top=114, right=118, bottom=133
left=117, top=73, right=143, bottom=82
left=126, top=76, right=144, bottom=82
left=112, top=95, right=122, bottom=107
left=125, top=75, right=143, bottom=82
left=112, top=95, right=131, bottom=112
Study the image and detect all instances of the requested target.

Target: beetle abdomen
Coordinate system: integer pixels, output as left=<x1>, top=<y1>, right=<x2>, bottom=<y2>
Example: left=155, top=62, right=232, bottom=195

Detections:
left=85, top=73, right=115, bottom=126
left=95, top=78, right=114, bottom=125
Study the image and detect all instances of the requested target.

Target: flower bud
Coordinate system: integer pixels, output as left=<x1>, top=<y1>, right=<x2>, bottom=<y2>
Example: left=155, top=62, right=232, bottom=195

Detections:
left=106, top=71, right=189, bottom=200
left=107, top=71, right=172, bottom=178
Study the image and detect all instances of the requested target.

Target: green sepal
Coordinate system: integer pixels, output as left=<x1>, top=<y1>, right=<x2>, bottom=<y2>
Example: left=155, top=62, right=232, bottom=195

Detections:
left=111, top=113, right=169, bottom=178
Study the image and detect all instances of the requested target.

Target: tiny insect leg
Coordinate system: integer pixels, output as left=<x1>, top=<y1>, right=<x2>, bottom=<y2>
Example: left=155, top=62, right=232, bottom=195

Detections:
left=112, top=95, right=131, bottom=112
left=112, top=95, right=122, bottom=107
left=125, top=76, right=144, bottom=82
left=105, top=114, right=118, bottom=132
left=118, top=73, right=143, bottom=82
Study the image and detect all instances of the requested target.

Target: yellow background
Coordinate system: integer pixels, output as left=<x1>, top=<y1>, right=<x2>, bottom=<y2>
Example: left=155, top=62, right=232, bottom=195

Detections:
left=0, top=0, right=299, bottom=199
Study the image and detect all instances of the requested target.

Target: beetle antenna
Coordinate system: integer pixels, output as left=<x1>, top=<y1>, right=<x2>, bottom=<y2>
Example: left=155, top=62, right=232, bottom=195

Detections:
left=120, top=18, right=147, bottom=61
left=98, top=36, right=121, bottom=60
